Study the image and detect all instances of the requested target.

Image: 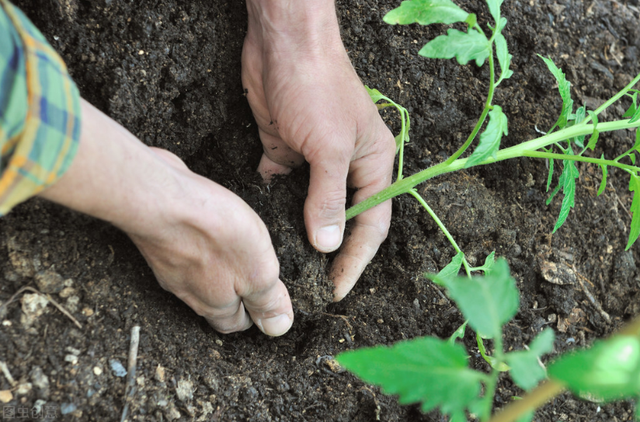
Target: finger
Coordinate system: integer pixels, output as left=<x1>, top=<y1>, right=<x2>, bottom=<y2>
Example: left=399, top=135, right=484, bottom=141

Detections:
left=203, top=301, right=254, bottom=334
left=256, top=128, right=305, bottom=180
left=303, top=143, right=351, bottom=253
left=332, top=125, right=395, bottom=300
left=331, top=201, right=391, bottom=301
left=258, top=153, right=292, bottom=181
left=242, top=279, right=294, bottom=337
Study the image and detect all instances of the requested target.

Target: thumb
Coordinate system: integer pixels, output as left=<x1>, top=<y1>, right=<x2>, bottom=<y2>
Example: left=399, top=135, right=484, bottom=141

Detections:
left=304, top=148, right=350, bottom=253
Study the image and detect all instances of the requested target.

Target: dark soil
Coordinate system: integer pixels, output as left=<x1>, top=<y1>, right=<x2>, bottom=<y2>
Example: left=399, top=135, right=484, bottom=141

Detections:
left=1, top=0, right=640, bottom=420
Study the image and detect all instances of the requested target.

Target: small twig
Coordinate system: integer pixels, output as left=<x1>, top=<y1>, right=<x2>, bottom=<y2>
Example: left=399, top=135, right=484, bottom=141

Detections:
left=0, top=361, right=17, bottom=387
left=572, top=265, right=611, bottom=324
left=490, top=315, right=640, bottom=422
left=0, top=286, right=82, bottom=329
left=120, top=325, right=141, bottom=422
left=321, top=313, right=354, bottom=331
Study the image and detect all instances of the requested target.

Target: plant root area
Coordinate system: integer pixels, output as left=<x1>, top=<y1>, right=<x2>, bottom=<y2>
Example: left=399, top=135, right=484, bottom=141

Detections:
left=2, top=0, right=640, bottom=420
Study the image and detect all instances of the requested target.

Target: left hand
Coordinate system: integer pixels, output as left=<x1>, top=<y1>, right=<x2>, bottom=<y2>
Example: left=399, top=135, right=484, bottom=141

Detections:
left=242, top=0, right=397, bottom=300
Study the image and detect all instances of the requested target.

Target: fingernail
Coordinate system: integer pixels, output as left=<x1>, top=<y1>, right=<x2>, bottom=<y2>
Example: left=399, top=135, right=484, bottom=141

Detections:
left=258, top=314, right=293, bottom=337
left=316, top=225, right=341, bottom=252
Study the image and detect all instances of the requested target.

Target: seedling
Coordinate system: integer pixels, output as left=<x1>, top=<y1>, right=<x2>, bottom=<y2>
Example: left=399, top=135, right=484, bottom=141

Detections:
left=336, top=0, right=640, bottom=420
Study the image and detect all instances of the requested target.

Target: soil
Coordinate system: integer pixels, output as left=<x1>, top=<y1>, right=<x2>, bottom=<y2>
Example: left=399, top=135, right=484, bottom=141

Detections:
left=1, top=0, right=640, bottom=420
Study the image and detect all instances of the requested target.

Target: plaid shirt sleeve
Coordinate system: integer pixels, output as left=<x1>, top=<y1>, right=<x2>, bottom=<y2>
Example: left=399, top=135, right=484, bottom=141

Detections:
left=0, top=0, right=81, bottom=215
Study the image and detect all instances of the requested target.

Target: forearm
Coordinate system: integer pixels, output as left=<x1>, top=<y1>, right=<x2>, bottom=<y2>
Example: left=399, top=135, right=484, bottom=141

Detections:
left=39, top=99, right=180, bottom=236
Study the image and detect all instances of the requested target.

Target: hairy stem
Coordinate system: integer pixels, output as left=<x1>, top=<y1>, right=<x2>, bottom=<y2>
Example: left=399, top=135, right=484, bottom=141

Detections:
left=346, top=119, right=640, bottom=220
left=408, top=189, right=471, bottom=276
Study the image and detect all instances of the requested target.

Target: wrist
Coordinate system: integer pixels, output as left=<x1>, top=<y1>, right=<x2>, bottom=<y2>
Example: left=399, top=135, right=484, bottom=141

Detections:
left=38, top=99, right=184, bottom=237
left=246, top=0, right=342, bottom=52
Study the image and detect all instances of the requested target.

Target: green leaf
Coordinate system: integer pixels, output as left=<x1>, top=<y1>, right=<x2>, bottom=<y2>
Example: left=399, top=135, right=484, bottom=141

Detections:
left=546, top=156, right=554, bottom=192
left=420, top=28, right=491, bottom=66
left=634, top=128, right=640, bottom=153
left=586, top=129, right=600, bottom=151
left=506, top=328, right=555, bottom=390
left=597, top=160, right=607, bottom=196
left=573, top=106, right=586, bottom=148
left=474, top=251, right=496, bottom=274
left=623, top=92, right=638, bottom=118
left=631, top=154, right=637, bottom=165
left=465, top=106, right=508, bottom=168
left=626, top=173, right=640, bottom=250
left=495, top=33, right=514, bottom=83
left=486, top=0, right=504, bottom=23
left=336, top=337, right=484, bottom=415
left=428, top=258, right=519, bottom=339
left=383, top=0, right=469, bottom=25
left=449, top=320, right=468, bottom=345
left=365, top=86, right=410, bottom=152
left=436, top=251, right=464, bottom=279
left=630, top=106, right=640, bottom=124
left=365, top=86, right=387, bottom=104
left=540, top=56, right=574, bottom=129
left=551, top=153, right=580, bottom=233
left=477, top=334, right=510, bottom=371
left=548, top=335, right=640, bottom=401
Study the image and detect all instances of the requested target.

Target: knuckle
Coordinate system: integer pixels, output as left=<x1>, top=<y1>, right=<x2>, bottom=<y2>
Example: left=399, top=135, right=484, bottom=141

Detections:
left=312, top=189, right=347, bottom=219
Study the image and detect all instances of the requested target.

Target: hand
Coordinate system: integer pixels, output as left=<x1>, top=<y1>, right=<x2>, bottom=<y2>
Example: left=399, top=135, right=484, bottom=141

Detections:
left=40, top=99, right=294, bottom=336
left=242, top=0, right=396, bottom=300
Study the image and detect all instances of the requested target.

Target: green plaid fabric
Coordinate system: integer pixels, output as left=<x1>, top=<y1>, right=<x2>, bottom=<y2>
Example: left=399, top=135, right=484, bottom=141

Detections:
left=0, top=0, right=81, bottom=215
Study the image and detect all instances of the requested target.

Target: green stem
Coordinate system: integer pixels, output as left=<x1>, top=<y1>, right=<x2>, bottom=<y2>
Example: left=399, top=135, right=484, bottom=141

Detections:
left=444, top=49, right=496, bottom=165
left=520, top=151, right=640, bottom=173
left=408, top=189, right=471, bottom=277
left=346, top=119, right=640, bottom=220
left=583, top=72, right=640, bottom=125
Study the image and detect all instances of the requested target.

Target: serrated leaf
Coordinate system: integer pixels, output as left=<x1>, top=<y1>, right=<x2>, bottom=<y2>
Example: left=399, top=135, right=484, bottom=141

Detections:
left=477, top=335, right=510, bottom=371
left=495, top=33, right=514, bottom=83
left=587, top=110, right=599, bottom=129
left=420, top=28, right=490, bottom=66
left=546, top=157, right=555, bottom=192
left=365, top=85, right=386, bottom=103
left=337, top=337, right=484, bottom=415
left=626, top=173, right=640, bottom=250
left=540, top=56, right=574, bottom=129
left=486, top=0, right=503, bottom=23
left=551, top=154, right=580, bottom=233
left=548, top=336, right=640, bottom=401
left=436, top=251, right=464, bottom=280
left=573, top=106, right=586, bottom=148
left=587, top=129, right=600, bottom=151
left=449, top=320, right=468, bottom=345
left=383, top=0, right=469, bottom=25
left=630, top=106, right=640, bottom=124
left=506, top=329, right=555, bottom=390
left=428, top=258, right=519, bottom=339
left=474, top=251, right=496, bottom=274
left=465, top=106, right=508, bottom=168
left=597, top=161, right=607, bottom=196
left=623, top=92, right=638, bottom=118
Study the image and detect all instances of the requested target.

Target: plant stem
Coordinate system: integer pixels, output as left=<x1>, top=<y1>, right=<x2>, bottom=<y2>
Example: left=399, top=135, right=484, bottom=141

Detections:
left=444, top=54, right=496, bottom=166
left=408, top=189, right=471, bottom=276
left=487, top=380, right=566, bottom=422
left=520, top=150, right=640, bottom=172
left=346, top=119, right=640, bottom=220
left=583, top=72, right=640, bottom=125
